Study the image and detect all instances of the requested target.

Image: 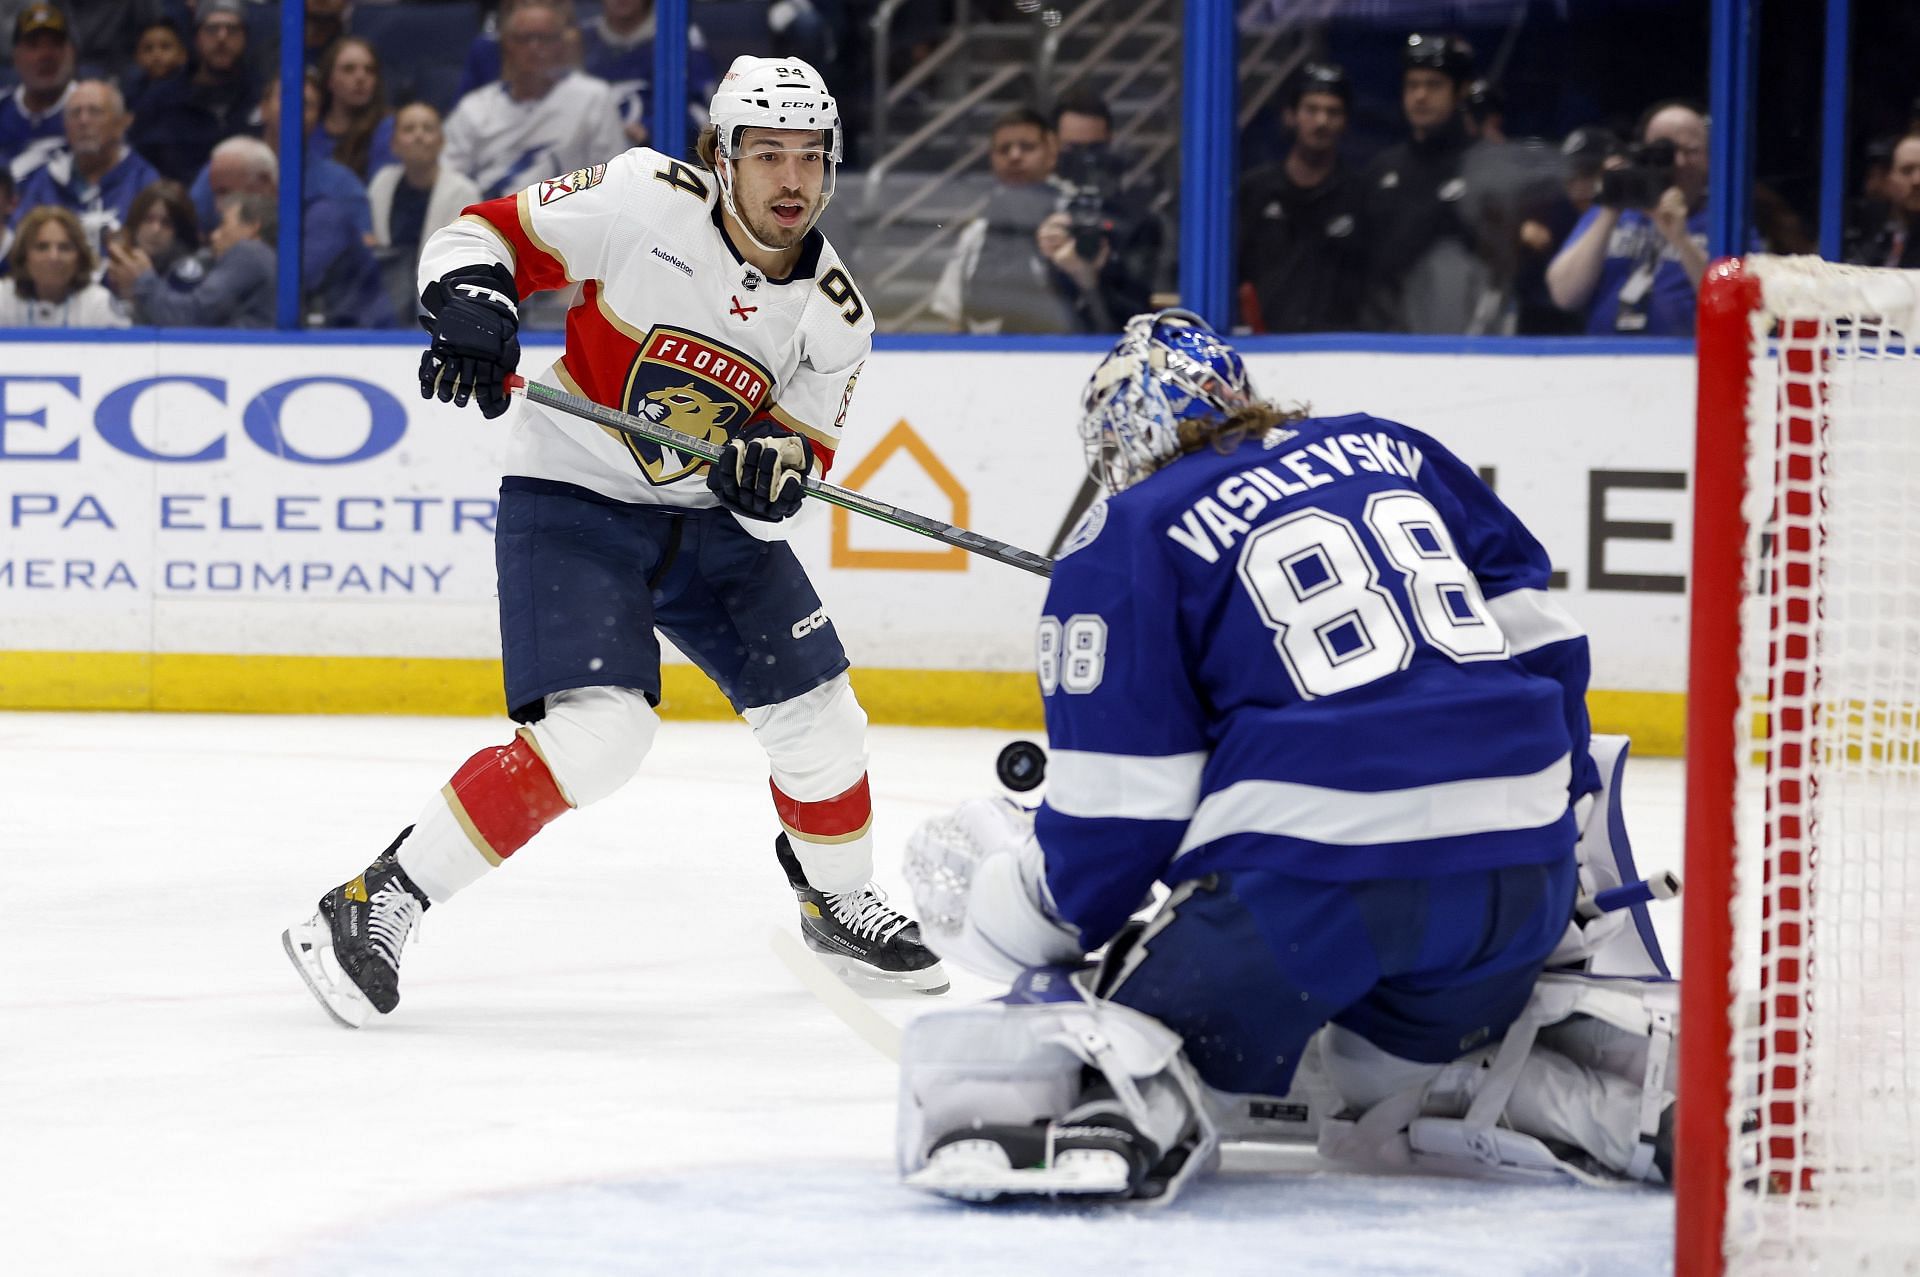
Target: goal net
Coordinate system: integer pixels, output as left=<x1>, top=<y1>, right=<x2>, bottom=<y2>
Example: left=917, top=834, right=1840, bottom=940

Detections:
left=1680, top=255, right=1920, bottom=1276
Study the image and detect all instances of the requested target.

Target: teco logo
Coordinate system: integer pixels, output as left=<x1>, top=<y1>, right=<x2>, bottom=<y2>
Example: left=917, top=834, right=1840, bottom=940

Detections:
left=0, top=374, right=412, bottom=466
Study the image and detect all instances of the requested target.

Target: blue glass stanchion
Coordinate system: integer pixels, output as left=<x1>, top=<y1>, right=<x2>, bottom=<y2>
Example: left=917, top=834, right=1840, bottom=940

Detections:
left=1178, top=0, right=1235, bottom=331
left=276, top=0, right=306, bottom=330
left=653, top=0, right=689, bottom=161
left=1819, top=0, right=1852, bottom=261
left=1707, top=0, right=1756, bottom=260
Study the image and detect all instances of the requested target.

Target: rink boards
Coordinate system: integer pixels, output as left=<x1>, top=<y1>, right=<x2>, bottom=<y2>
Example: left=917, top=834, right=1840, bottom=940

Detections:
left=0, top=334, right=1693, bottom=751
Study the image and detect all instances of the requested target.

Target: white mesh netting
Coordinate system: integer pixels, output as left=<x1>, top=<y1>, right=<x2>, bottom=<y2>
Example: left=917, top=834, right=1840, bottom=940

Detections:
left=1725, top=256, right=1920, bottom=1273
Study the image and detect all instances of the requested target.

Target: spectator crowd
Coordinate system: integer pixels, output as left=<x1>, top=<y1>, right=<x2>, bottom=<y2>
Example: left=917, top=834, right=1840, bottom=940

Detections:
left=1229, top=35, right=1724, bottom=338
left=0, top=0, right=717, bottom=330
left=0, top=3, right=1900, bottom=335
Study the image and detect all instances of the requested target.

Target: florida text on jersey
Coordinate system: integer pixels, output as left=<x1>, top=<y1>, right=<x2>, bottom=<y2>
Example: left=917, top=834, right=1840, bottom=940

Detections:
left=417, top=147, right=875, bottom=512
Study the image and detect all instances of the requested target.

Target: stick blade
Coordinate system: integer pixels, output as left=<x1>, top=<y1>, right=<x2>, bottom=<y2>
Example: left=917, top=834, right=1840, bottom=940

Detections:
left=767, top=927, right=905, bottom=1061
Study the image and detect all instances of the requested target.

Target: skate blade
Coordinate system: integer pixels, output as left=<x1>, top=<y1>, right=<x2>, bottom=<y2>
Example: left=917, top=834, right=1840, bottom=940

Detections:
left=281, top=920, right=373, bottom=1029
left=907, top=1142, right=1132, bottom=1202
left=803, top=943, right=950, bottom=996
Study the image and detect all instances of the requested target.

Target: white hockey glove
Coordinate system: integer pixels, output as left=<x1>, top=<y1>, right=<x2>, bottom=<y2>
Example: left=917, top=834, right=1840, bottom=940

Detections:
left=902, top=797, right=1085, bottom=983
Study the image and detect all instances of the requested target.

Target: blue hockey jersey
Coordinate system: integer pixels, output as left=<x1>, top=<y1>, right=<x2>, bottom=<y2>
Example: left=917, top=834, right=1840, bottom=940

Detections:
left=0, top=83, right=70, bottom=181
left=1033, top=413, right=1598, bottom=949
left=13, top=147, right=161, bottom=256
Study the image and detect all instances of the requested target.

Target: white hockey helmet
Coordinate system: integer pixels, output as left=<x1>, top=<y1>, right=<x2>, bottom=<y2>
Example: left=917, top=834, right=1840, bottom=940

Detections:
left=709, top=55, right=842, bottom=247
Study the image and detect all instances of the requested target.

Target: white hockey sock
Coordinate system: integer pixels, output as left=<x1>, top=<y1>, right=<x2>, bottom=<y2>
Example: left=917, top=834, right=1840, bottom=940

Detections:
left=787, top=828, right=876, bottom=896
left=396, top=790, right=495, bottom=904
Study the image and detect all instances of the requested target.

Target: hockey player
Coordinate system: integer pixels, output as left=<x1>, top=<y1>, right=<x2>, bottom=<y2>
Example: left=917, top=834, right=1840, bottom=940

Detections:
left=895, top=311, right=1675, bottom=1202
left=283, top=56, right=947, bottom=1028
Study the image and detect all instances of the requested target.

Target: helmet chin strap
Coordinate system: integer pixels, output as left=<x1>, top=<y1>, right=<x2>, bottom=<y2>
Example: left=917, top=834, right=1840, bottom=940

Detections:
left=716, top=152, right=835, bottom=257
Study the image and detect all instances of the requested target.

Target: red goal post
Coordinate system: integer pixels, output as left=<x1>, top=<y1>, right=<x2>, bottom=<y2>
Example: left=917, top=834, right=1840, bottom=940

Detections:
left=1680, top=255, right=1920, bottom=1276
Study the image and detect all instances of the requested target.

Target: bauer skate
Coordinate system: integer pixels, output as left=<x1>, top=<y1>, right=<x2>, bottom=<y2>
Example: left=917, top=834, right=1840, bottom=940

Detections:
left=775, top=833, right=949, bottom=995
left=909, top=1106, right=1202, bottom=1205
left=282, top=828, right=431, bottom=1028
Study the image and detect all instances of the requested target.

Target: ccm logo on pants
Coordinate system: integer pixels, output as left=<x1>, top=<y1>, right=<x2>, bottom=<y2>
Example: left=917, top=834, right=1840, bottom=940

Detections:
left=791, top=607, right=831, bottom=639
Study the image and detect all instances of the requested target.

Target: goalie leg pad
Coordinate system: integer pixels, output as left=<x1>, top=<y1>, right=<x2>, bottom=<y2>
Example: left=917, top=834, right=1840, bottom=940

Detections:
left=898, top=973, right=1219, bottom=1205
left=1318, top=971, right=1677, bottom=1184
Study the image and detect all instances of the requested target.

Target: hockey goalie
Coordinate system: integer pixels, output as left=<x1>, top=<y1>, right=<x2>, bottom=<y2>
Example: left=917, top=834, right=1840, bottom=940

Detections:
left=895, top=311, right=1677, bottom=1204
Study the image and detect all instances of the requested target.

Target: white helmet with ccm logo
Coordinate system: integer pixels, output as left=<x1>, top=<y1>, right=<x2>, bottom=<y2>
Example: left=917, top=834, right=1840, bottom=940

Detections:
left=708, top=56, right=841, bottom=241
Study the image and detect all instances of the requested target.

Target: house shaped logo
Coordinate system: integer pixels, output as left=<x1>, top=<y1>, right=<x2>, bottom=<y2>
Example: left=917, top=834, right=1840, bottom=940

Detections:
left=829, top=420, right=969, bottom=572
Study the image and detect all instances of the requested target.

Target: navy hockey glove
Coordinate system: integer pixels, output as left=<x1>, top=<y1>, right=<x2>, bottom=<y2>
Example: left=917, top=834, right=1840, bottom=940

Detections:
left=708, top=420, right=816, bottom=521
left=419, top=263, right=520, bottom=419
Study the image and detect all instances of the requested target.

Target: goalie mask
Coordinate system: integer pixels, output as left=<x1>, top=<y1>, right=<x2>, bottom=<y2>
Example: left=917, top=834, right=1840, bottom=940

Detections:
left=1078, top=309, right=1254, bottom=493
left=709, top=55, right=842, bottom=254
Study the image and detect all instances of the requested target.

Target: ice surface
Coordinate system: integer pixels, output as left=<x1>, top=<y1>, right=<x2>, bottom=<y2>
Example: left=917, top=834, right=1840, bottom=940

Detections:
left=0, top=713, right=1683, bottom=1274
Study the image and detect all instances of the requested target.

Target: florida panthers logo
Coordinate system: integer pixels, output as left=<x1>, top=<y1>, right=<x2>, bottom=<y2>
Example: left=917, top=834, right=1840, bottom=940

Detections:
left=616, top=326, right=773, bottom=485
left=641, top=383, right=738, bottom=443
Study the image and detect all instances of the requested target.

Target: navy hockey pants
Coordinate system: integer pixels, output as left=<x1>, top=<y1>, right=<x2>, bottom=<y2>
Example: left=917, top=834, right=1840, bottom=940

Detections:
left=494, top=478, right=850, bottom=721
left=1100, top=857, right=1575, bottom=1096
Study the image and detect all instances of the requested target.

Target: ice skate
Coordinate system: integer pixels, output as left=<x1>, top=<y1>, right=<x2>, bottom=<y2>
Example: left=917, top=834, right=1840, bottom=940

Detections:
left=282, top=829, right=431, bottom=1028
left=775, top=833, right=949, bottom=995
left=908, top=1109, right=1176, bottom=1204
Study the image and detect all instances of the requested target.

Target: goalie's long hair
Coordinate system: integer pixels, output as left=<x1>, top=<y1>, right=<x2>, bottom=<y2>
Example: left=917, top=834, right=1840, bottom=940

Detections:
left=1162, top=402, right=1310, bottom=474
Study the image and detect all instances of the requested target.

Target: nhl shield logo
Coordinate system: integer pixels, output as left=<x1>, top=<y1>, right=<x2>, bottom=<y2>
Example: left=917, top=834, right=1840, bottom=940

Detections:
left=616, top=326, right=773, bottom=485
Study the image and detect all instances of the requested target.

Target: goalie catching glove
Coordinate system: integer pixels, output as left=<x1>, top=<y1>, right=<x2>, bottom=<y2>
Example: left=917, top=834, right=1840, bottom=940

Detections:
left=707, top=420, right=815, bottom=521
left=419, top=263, right=520, bottom=419
left=903, top=796, right=1085, bottom=982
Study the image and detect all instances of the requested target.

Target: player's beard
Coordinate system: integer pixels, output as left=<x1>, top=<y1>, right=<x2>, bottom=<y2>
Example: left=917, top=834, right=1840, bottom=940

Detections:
left=744, top=191, right=813, bottom=250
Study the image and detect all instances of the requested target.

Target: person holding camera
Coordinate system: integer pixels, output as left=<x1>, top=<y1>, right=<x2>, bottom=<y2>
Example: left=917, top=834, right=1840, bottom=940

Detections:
left=1237, top=62, right=1366, bottom=333
left=930, top=105, right=1072, bottom=334
left=1031, top=90, right=1157, bottom=333
left=1513, top=126, right=1612, bottom=335
left=1545, top=101, right=1709, bottom=337
left=933, top=97, right=1157, bottom=335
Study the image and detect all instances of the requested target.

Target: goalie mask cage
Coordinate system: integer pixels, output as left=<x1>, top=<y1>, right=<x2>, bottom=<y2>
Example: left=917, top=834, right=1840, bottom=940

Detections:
left=1680, top=255, right=1920, bottom=1276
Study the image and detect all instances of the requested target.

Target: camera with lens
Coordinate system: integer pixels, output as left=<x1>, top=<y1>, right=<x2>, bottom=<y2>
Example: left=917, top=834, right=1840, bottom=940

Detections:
left=1054, top=143, right=1126, bottom=261
left=1598, top=137, right=1678, bottom=210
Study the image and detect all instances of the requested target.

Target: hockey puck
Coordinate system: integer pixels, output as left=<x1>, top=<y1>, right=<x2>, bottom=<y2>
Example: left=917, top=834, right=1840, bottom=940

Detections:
left=995, top=739, right=1047, bottom=792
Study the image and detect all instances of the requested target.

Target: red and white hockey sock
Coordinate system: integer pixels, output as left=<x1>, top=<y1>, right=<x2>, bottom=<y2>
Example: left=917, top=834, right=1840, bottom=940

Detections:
left=771, top=773, right=875, bottom=896
left=397, top=728, right=571, bottom=903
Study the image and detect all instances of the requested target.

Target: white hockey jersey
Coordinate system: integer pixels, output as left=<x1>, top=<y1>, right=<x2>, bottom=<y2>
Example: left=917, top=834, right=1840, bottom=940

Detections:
left=418, top=146, right=874, bottom=514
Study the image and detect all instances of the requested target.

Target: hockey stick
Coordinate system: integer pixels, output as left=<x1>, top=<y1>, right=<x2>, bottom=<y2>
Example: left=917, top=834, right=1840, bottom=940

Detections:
left=504, top=376, right=1054, bottom=579
left=767, top=928, right=903, bottom=1061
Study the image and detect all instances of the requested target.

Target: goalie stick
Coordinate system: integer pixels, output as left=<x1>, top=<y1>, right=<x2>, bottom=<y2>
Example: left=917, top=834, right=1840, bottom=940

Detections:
left=504, top=376, right=1054, bottom=579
